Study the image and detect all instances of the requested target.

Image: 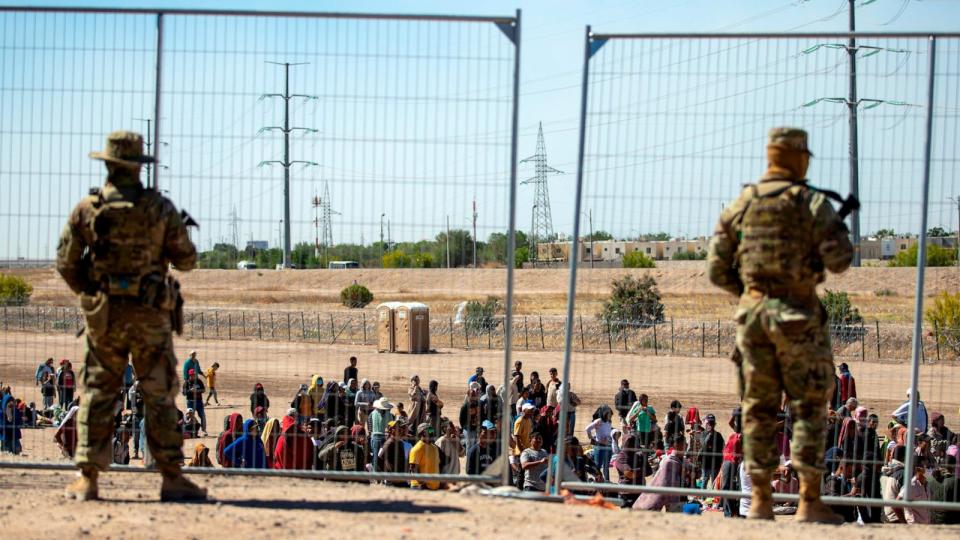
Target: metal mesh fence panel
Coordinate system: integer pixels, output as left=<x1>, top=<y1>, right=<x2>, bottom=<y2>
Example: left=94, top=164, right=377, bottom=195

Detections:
left=0, top=8, right=520, bottom=485
left=554, top=31, right=960, bottom=511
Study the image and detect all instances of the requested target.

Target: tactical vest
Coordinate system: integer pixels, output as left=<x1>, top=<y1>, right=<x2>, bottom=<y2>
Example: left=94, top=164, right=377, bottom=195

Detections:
left=735, top=182, right=815, bottom=289
left=88, top=187, right=167, bottom=297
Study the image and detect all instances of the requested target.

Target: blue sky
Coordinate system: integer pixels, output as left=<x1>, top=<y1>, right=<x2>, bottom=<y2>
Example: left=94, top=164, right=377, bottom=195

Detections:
left=1, top=0, right=958, bottom=258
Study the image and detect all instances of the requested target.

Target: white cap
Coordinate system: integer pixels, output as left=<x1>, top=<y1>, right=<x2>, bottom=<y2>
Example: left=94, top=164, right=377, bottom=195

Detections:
left=521, top=403, right=535, bottom=412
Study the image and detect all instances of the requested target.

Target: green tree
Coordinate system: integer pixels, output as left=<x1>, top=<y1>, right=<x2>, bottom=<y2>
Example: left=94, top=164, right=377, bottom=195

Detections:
left=585, top=230, right=613, bottom=242
left=197, top=243, right=239, bottom=269
left=874, top=228, right=896, bottom=238
left=928, top=226, right=951, bottom=237
left=292, top=242, right=320, bottom=269
left=0, top=274, right=32, bottom=305
left=382, top=250, right=413, bottom=268
left=925, top=291, right=960, bottom=355
left=484, top=231, right=528, bottom=266
left=433, top=229, right=474, bottom=267
left=514, top=246, right=530, bottom=268
left=598, top=275, right=664, bottom=333
left=340, top=283, right=374, bottom=308
left=821, top=290, right=863, bottom=325
left=637, top=232, right=670, bottom=241
left=888, top=243, right=958, bottom=267
left=622, top=251, right=656, bottom=268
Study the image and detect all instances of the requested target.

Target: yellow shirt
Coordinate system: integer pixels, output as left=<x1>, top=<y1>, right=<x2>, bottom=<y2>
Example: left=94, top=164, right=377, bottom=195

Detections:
left=205, top=368, right=216, bottom=388
left=513, top=416, right=532, bottom=457
left=409, top=441, right=440, bottom=490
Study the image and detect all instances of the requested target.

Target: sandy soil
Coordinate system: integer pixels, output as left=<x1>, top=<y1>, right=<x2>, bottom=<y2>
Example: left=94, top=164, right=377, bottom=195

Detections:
left=1, top=469, right=959, bottom=540
left=8, top=265, right=960, bottom=321
left=1, top=331, right=958, bottom=464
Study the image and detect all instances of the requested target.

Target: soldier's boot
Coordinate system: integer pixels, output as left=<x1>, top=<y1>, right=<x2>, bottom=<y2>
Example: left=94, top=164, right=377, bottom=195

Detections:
left=64, top=466, right=99, bottom=501
left=159, top=465, right=207, bottom=502
left=747, top=472, right=774, bottom=520
left=795, top=472, right=844, bottom=525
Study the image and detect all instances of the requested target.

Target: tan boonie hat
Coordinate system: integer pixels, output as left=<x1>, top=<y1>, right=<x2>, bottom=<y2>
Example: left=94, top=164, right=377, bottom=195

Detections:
left=767, top=127, right=813, bottom=157
left=89, top=130, right=156, bottom=167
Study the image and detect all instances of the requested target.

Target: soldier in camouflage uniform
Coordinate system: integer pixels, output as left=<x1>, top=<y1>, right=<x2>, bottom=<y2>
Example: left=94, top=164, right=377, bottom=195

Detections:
left=56, top=131, right=207, bottom=502
left=707, top=128, right=852, bottom=523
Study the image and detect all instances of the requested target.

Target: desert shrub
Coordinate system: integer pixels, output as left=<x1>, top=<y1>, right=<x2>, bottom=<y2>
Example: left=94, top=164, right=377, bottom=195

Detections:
left=0, top=274, right=32, bottom=306
left=874, top=288, right=896, bottom=297
left=463, top=296, right=502, bottom=332
left=598, top=275, right=664, bottom=333
left=622, top=251, right=656, bottom=268
left=382, top=250, right=412, bottom=268
left=888, top=243, right=958, bottom=267
left=340, top=284, right=373, bottom=308
left=671, top=250, right=706, bottom=261
left=926, top=291, right=960, bottom=356
left=821, top=289, right=864, bottom=343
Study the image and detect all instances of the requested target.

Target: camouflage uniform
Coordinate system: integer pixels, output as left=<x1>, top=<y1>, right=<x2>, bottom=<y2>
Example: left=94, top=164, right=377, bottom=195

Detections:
left=56, top=131, right=196, bottom=473
left=707, top=128, right=853, bottom=479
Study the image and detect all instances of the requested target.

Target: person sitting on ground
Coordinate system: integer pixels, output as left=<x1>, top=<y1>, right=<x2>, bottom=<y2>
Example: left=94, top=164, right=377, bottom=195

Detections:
left=250, top=383, right=270, bottom=418
left=317, top=425, right=366, bottom=475
left=261, top=417, right=282, bottom=469
left=772, top=462, right=799, bottom=515
left=823, top=460, right=858, bottom=522
left=216, top=413, right=244, bottom=467
left=182, top=408, right=201, bottom=439
left=614, top=433, right=652, bottom=506
left=188, top=443, right=213, bottom=468
left=223, top=419, right=266, bottom=469
left=899, top=464, right=932, bottom=524
left=633, top=434, right=691, bottom=512
left=409, top=423, right=441, bottom=490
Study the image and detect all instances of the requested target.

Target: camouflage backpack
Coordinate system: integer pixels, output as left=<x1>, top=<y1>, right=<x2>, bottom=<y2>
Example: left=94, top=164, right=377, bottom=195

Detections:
left=88, top=186, right=167, bottom=296
left=735, top=182, right=815, bottom=286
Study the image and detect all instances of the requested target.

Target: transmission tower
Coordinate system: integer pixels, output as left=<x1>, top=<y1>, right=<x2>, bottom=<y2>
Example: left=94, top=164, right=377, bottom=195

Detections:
left=228, top=207, right=240, bottom=248
left=521, top=123, right=564, bottom=264
left=311, top=180, right=340, bottom=263
left=258, top=61, right=319, bottom=269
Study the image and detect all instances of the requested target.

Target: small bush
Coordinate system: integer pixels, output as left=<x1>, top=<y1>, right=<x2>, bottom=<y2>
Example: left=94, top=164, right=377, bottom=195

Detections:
left=382, top=250, right=412, bottom=268
left=874, top=288, right=896, bottom=297
left=671, top=250, right=707, bottom=261
left=598, top=275, right=664, bottom=334
left=463, top=296, right=502, bottom=332
left=925, top=291, right=960, bottom=356
left=888, top=243, right=958, bottom=267
left=622, top=251, right=656, bottom=268
left=340, top=283, right=373, bottom=308
left=0, top=274, right=32, bottom=306
left=821, top=289, right=864, bottom=343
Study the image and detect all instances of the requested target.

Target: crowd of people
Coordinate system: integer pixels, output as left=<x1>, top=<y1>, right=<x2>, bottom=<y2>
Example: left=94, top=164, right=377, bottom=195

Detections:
left=2, top=355, right=959, bottom=522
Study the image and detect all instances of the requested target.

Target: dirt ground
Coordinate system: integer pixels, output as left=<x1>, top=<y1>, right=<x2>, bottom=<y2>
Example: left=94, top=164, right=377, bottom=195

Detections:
left=1, top=469, right=959, bottom=540
left=1, top=331, right=958, bottom=464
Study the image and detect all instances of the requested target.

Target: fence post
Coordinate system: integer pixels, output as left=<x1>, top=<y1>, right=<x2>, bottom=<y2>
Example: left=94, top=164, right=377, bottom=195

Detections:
left=20, top=306, right=24, bottom=329
left=623, top=326, right=628, bottom=352
left=488, top=324, right=492, bottom=349
left=524, top=316, right=529, bottom=350
left=317, top=313, right=322, bottom=342
left=200, top=312, right=205, bottom=340
left=670, top=317, right=675, bottom=353
left=242, top=311, right=246, bottom=339
left=286, top=313, right=291, bottom=341
left=464, top=321, right=470, bottom=349
left=270, top=313, right=275, bottom=339
left=860, top=321, right=866, bottom=362
left=3, top=306, right=6, bottom=331
left=449, top=317, right=454, bottom=348
left=362, top=312, right=367, bottom=344
left=257, top=313, right=262, bottom=340
left=712, top=320, right=717, bottom=356
left=875, top=321, right=881, bottom=361
left=607, top=320, right=613, bottom=353
left=934, top=321, right=941, bottom=363
left=700, top=322, right=705, bottom=357
left=653, top=322, right=658, bottom=356
left=228, top=312, right=232, bottom=340
left=579, top=314, right=585, bottom=351
left=539, top=315, right=545, bottom=349
left=329, top=314, right=335, bottom=343
left=42, top=307, right=46, bottom=333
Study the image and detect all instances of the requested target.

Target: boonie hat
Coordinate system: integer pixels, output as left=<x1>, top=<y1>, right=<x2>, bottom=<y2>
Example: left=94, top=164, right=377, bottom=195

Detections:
left=767, top=127, right=814, bottom=156
left=373, top=397, right=394, bottom=411
left=89, top=130, right=156, bottom=168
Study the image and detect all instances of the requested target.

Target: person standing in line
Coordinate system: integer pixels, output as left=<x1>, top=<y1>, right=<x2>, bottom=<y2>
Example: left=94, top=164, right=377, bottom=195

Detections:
left=614, top=379, right=638, bottom=424
left=368, top=397, right=394, bottom=472
left=409, top=423, right=441, bottom=490
left=35, top=358, right=54, bottom=386
left=343, top=356, right=358, bottom=384
left=56, top=131, right=205, bottom=501
left=182, top=369, right=206, bottom=436
left=56, top=359, right=76, bottom=409
left=181, top=350, right=201, bottom=383
left=707, top=127, right=853, bottom=523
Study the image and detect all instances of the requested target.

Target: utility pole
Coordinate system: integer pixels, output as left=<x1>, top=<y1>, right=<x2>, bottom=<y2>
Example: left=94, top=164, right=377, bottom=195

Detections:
left=583, top=209, right=594, bottom=269
left=472, top=198, right=478, bottom=269
left=311, top=180, right=339, bottom=265
left=847, top=0, right=861, bottom=267
left=379, top=213, right=386, bottom=267
left=521, top=123, right=564, bottom=264
left=258, top=61, right=318, bottom=269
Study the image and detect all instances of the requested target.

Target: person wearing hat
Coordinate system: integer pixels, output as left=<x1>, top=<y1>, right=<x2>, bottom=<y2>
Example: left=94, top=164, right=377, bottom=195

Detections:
left=316, top=425, right=366, bottom=476
left=467, top=420, right=500, bottom=475
left=369, top=397, right=395, bottom=472
left=699, top=413, right=724, bottom=490
left=380, top=419, right=409, bottom=485
left=409, top=422, right=441, bottom=490
left=707, top=127, right=853, bottom=523
left=56, top=130, right=205, bottom=502
left=182, top=368, right=207, bottom=436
